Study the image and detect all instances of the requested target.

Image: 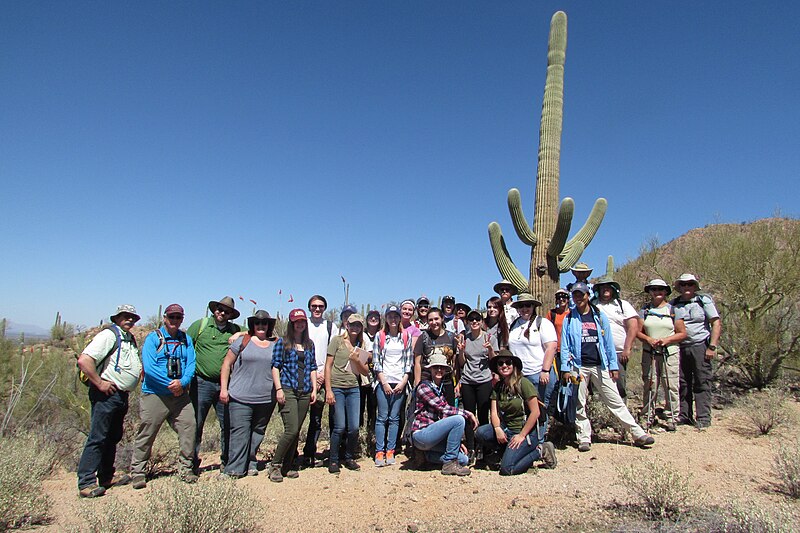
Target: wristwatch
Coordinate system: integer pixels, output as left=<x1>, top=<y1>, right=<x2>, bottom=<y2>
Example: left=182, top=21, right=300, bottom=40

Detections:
left=708, top=344, right=717, bottom=351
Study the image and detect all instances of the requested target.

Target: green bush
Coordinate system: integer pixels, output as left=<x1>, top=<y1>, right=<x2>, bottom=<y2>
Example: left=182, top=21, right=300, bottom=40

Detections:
left=617, top=459, right=697, bottom=520
left=0, top=434, right=55, bottom=530
left=773, top=435, right=800, bottom=498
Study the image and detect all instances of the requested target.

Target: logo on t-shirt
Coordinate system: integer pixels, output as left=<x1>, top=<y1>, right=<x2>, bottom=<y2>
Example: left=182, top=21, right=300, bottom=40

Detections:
left=581, top=315, right=599, bottom=345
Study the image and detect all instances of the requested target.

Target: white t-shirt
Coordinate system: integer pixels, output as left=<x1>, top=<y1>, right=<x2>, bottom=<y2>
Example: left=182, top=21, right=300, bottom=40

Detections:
left=307, top=318, right=334, bottom=374
left=508, top=317, right=557, bottom=375
left=381, top=336, right=406, bottom=384
left=83, top=327, right=142, bottom=391
left=504, top=303, right=519, bottom=327
left=595, top=299, right=638, bottom=353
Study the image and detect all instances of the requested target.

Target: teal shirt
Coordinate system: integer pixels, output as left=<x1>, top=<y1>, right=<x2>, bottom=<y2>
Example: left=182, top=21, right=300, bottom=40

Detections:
left=187, top=317, right=241, bottom=380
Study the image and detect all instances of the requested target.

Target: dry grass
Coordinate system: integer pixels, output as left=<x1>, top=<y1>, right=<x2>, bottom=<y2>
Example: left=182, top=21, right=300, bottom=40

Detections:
left=0, top=433, right=55, bottom=530
left=773, top=435, right=800, bottom=499
left=617, top=459, right=698, bottom=520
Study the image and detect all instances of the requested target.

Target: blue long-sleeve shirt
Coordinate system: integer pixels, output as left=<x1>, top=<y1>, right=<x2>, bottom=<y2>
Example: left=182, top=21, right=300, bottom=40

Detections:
left=559, top=308, right=618, bottom=372
left=141, top=326, right=196, bottom=395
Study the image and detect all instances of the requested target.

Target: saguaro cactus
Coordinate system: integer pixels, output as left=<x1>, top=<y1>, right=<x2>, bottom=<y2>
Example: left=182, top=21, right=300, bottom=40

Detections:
left=488, top=11, right=607, bottom=303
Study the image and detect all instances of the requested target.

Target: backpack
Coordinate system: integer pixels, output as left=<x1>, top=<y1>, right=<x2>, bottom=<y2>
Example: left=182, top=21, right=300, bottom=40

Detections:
left=641, top=303, right=675, bottom=322
left=378, top=329, right=411, bottom=352
left=77, top=325, right=137, bottom=386
left=154, top=329, right=189, bottom=353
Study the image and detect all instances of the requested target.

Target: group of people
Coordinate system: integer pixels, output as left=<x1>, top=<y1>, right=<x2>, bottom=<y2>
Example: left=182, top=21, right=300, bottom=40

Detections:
left=75, top=265, right=721, bottom=497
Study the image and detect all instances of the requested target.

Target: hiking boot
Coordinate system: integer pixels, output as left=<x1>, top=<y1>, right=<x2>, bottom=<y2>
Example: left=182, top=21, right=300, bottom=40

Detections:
left=131, top=476, right=147, bottom=490
left=328, top=462, right=340, bottom=474
left=664, top=420, right=677, bottom=432
left=181, top=472, right=199, bottom=484
left=677, top=416, right=694, bottom=426
left=411, top=447, right=427, bottom=470
left=283, top=469, right=299, bottom=479
left=99, top=474, right=131, bottom=489
left=247, top=469, right=259, bottom=477
left=78, top=485, right=106, bottom=498
left=343, top=459, right=360, bottom=471
left=385, top=449, right=396, bottom=465
left=578, top=442, right=592, bottom=452
left=695, top=420, right=711, bottom=430
left=268, top=464, right=283, bottom=483
left=634, top=434, right=655, bottom=447
left=300, top=455, right=318, bottom=469
left=540, top=442, right=557, bottom=469
left=375, top=451, right=386, bottom=467
left=441, top=459, right=471, bottom=476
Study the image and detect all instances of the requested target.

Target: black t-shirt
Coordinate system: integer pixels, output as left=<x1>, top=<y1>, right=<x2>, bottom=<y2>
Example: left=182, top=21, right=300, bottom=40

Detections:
left=580, top=312, right=601, bottom=367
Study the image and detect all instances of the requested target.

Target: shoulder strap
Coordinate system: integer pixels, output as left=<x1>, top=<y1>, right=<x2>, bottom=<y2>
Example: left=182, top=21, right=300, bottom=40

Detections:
left=535, top=315, right=542, bottom=330
left=402, top=330, right=410, bottom=350
left=197, top=316, right=209, bottom=339
left=379, top=330, right=386, bottom=351
left=327, top=320, right=333, bottom=339
left=240, top=333, right=252, bottom=352
left=155, top=329, right=166, bottom=353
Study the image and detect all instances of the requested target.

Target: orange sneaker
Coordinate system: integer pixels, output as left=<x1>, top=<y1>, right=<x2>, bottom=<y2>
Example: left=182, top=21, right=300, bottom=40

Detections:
left=386, top=449, right=396, bottom=465
left=375, top=451, right=386, bottom=467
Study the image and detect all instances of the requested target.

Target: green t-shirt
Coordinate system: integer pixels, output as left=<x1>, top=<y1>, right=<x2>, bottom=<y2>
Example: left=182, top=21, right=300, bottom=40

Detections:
left=327, top=335, right=361, bottom=389
left=639, top=304, right=679, bottom=356
left=187, top=318, right=241, bottom=380
left=490, top=378, right=538, bottom=433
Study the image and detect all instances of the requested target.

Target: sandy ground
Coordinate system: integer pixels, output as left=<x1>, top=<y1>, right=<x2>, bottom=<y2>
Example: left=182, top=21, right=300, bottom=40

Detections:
left=39, top=401, right=800, bottom=532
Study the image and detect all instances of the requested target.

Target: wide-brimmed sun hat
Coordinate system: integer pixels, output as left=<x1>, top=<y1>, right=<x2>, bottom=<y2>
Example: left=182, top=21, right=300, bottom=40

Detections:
left=571, top=262, right=593, bottom=274
left=489, top=349, right=523, bottom=373
left=208, top=296, right=240, bottom=319
left=455, top=302, right=472, bottom=314
left=493, top=280, right=519, bottom=296
left=674, top=273, right=701, bottom=291
left=512, top=293, right=542, bottom=309
left=424, top=350, right=451, bottom=370
left=247, top=310, right=277, bottom=336
left=110, top=304, right=140, bottom=323
left=644, top=279, right=672, bottom=295
left=593, top=275, right=621, bottom=297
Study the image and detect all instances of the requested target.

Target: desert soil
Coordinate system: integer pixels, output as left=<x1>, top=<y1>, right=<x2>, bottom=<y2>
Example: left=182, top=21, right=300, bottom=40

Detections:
left=39, top=401, right=800, bottom=532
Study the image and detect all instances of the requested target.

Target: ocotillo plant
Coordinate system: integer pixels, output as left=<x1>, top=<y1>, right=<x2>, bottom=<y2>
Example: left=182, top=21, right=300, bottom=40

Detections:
left=488, top=11, right=607, bottom=303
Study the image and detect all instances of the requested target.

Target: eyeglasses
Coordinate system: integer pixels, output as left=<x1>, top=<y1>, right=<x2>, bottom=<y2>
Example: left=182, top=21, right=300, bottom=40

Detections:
left=310, top=304, right=325, bottom=310
left=496, top=359, right=513, bottom=367
left=166, top=314, right=184, bottom=320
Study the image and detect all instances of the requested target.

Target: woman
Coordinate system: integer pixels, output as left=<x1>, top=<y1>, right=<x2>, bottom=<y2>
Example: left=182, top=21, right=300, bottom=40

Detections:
left=359, top=310, right=381, bottom=433
left=457, top=309, right=498, bottom=462
left=399, top=299, right=422, bottom=346
left=547, top=288, right=570, bottom=356
left=372, top=306, right=412, bottom=466
left=325, top=313, right=368, bottom=474
left=637, top=279, right=687, bottom=431
left=413, top=308, right=458, bottom=404
left=270, top=309, right=318, bottom=482
left=507, top=293, right=558, bottom=440
left=220, top=310, right=278, bottom=478
left=410, top=351, right=477, bottom=476
left=484, top=296, right=509, bottom=349
left=475, top=350, right=557, bottom=475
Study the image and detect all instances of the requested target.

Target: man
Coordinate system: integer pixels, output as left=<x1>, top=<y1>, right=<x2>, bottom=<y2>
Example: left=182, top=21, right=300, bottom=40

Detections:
left=671, top=273, right=722, bottom=429
left=130, top=304, right=197, bottom=489
left=547, top=288, right=570, bottom=356
left=441, top=295, right=466, bottom=334
left=591, top=276, right=638, bottom=399
left=302, top=294, right=337, bottom=467
left=560, top=283, right=654, bottom=452
left=493, top=280, right=519, bottom=327
left=76, top=304, right=142, bottom=498
left=414, top=296, right=430, bottom=330
left=187, top=296, right=241, bottom=471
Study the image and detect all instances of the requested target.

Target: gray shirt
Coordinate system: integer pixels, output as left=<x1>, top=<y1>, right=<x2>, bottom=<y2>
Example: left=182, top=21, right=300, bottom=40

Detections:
left=228, top=336, right=275, bottom=404
left=461, top=332, right=499, bottom=385
left=672, top=295, right=720, bottom=345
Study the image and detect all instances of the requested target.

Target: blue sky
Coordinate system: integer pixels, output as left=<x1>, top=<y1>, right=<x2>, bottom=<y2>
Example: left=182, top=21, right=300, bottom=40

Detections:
left=2, top=1, right=798, bottom=329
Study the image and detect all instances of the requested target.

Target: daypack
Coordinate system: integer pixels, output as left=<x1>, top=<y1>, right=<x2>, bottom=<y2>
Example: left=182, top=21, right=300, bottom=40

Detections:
left=154, top=329, right=189, bottom=353
left=378, top=329, right=411, bottom=352
left=641, top=303, right=675, bottom=322
left=548, top=379, right=577, bottom=425
left=77, top=325, right=138, bottom=386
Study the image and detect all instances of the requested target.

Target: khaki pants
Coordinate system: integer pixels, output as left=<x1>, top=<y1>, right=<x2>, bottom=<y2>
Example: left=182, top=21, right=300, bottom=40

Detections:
left=641, top=349, right=680, bottom=423
left=130, top=392, right=196, bottom=477
left=575, top=366, right=646, bottom=444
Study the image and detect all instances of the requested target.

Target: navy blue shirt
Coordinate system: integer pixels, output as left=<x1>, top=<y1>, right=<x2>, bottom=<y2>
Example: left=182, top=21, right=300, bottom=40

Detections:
left=580, top=312, right=601, bottom=367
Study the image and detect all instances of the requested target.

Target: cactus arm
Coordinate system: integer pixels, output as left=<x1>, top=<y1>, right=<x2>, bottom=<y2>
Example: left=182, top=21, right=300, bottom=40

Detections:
left=507, top=189, right=537, bottom=246
left=488, top=222, right=528, bottom=292
left=556, top=198, right=608, bottom=272
left=606, top=255, right=614, bottom=277
left=547, top=197, right=574, bottom=258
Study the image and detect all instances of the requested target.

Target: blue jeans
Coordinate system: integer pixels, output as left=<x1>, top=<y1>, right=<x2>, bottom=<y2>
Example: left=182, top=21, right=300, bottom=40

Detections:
left=375, top=385, right=405, bottom=453
left=475, top=423, right=541, bottom=475
left=329, top=387, right=360, bottom=464
left=225, top=399, right=276, bottom=476
left=524, top=368, right=557, bottom=441
left=191, top=375, right=229, bottom=467
left=77, top=387, right=129, bottom=489
left=412, top=416, right=468, bottom=465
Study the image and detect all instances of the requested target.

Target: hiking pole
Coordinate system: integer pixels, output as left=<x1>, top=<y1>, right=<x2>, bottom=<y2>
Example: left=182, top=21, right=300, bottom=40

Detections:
left=661, top=348, right=675, bottom=427
left=645, top=349, right=655, bottom=430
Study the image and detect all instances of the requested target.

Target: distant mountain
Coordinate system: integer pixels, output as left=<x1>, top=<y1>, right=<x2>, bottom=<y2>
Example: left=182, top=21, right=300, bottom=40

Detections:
left=2, top=320, right=50, bottom=339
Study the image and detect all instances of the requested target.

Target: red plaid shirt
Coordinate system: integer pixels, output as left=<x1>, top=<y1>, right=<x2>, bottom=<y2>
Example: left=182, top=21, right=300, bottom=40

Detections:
left=411, top=380, right=467, bottom=432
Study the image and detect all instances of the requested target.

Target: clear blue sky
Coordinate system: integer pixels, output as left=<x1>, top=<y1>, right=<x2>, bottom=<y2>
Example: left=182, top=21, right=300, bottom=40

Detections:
left=2, top=1, right=798, bottom=329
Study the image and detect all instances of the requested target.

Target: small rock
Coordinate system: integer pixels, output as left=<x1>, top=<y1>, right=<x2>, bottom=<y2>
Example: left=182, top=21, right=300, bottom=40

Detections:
left=410, top=495, right=419, bottom=502
left=472, top=489, right=479, bottom=494
left=404, top=482, right=415, bottom=488
left=407, top=524, right=419, bottom=533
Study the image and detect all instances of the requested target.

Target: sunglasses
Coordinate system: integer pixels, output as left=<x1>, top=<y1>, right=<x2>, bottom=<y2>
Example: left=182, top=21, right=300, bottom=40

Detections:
left=649, top=288, right=667, bottom=292
left=517, top=303, right=533, bottom=308
left=556, top=295, right=569, bottom=300
left=469, top=317, right=482, bottom=322
left=253, top=320, right=271, bottom=326
left=310, top=304, right=325, bottom=310
left=215, top=308, right=232, bottom=315
left=495, top=359, right=514, bottom=368
left=678, top=282, right=696, bottom=287
left=499, top=288, right=512, bottom=293
left=166, top=314, right=184, bottom=320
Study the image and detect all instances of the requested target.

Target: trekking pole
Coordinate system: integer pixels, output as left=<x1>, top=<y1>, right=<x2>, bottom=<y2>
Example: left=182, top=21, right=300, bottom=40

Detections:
left=645, top=349, right=655, bottom=430
left=661, top=349, right=675, bottom=426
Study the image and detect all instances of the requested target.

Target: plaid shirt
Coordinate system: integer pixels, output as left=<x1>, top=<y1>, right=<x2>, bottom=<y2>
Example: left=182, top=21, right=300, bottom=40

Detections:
left=272, top=338, right=316, bottom=394
left=411, top=380, right=467, bottom=432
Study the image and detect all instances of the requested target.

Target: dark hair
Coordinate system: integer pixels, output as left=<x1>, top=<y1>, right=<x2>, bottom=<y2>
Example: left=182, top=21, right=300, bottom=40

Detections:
left=284, top=319, right=313, bottom=352
left=307, top=294, right=327, bottom=311
left=427, top=307, right=443, bottom=319
left=485, top=296, right=509, bottom=348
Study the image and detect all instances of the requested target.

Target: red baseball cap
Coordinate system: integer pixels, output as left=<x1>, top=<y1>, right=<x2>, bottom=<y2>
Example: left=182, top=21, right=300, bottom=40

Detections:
left=164, top=304, right=185, bottom=316
left=289, top=308, right=307, bottom=322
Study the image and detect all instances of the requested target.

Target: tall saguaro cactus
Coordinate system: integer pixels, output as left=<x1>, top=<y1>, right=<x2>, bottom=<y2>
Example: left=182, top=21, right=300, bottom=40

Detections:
left=488, top=11, right=607, bottom=303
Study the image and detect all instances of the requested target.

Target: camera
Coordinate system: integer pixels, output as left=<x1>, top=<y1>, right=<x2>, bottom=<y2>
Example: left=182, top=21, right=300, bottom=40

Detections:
left=167, top=357, right=182, bottom=379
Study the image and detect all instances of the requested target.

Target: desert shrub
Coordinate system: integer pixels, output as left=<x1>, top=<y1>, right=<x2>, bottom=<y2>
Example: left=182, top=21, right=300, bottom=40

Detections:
left=740, top=388, right=790, bottom=436
left=705, top=502, right=797, bottom=533
left=0, top=433, right=56, bottom=530
left=587, top=393, right=628, bottom=441
left=772, top=435, right=800, bottom=498
left=617, top=459, right=696, bottom=520
left=76, top=496, right=130, bottom=533
left=140, top=478, right=260, bottom=533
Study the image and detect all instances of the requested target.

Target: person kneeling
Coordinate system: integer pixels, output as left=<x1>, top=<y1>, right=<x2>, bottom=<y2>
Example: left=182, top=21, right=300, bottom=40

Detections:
left=410, top=350, right=477, bottom=476
left=475, top=350, right=556, bottom=475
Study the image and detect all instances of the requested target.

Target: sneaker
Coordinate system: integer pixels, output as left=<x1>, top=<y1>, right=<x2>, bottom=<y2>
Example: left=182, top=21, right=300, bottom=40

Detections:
left=78, top=485, right=106, bottom=498
left=540, top=442, right=557, bottom=469
left=131, top=476, right=147, bottom=490
left=268, top=464, right=283, bottom=483
left=247, top=469, right=259, bottom=477
left=375, top=451, right=386, bottom=467
left=300, top=455, right=317, bottom=469
left=181, top=472, right=199, bottom=484
left=634, top=434, right=655, bottom=447
left=677, top=417, right=694, bottom=426
left=385, top=449, right=395, bottom=465
left=578, top=442, right=591, bottom=452
left=99, top=474, right=131, bottom=489
left=343, top=459, right=361, bottom=471
left=664, top=420, right=677, bottom=432
left=283, top=469, right=299, bottom=479
left=328, top=463, right=340, bottom=474
left=441, top=459, right=471, bottom=476
left=695, top=421, right=710, bottom=431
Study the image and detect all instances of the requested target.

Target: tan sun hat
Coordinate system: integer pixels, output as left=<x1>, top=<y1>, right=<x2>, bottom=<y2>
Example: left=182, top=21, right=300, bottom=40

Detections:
left=511, top=292, right=542, bottom=309
left=644, top=279, right=672, bottom=295
left=674, top=273, right=701, bottom=291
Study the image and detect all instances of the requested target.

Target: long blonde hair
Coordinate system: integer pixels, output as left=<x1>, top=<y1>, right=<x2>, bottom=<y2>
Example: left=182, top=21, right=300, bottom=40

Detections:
left=502, top=366, right=525, bottom=397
